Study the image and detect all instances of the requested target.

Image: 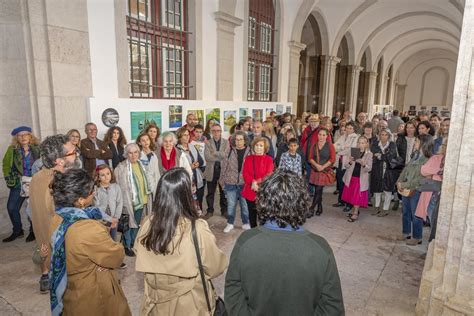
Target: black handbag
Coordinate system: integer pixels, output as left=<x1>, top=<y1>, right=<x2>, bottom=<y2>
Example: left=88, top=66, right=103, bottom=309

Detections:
left=388, top=145, right=405, bottom=170
left=191, top=220, right=227, bottom=316
left=117, top=214, right=130, bottom=233
left=419, top=178, right=442, bottom=192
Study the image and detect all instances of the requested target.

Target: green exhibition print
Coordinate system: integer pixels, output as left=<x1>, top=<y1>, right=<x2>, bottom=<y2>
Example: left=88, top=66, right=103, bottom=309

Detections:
left=187, top=110, right=205, bottom=125
left=239, top=108, right=248, bottom=120
left=206, top=108, right=221, bottom=124
left=252, top=109, right=263, bottom=121
left=130, top=111, right=162, bottom=140
left=169, top=105, right=183, bottom=128
left=223, top=111, right=237, bottom=132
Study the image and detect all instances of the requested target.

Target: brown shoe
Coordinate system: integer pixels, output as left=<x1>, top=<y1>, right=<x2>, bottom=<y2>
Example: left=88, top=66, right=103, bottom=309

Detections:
left=396, top=234, right=410, bottom=241
left=377, top=210, right=389, bottom=217
left=406, top=238, right=422, bottom=246
left=371, top=206, right=381, bottom=216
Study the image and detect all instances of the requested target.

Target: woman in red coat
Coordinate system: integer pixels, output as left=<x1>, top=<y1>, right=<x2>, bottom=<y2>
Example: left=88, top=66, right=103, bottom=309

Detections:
left=242, top=137, right=274, bottom=227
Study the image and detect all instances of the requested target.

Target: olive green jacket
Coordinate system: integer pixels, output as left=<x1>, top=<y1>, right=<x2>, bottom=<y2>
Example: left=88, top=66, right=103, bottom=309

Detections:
left=2, top=144, right=40, bottom=188
left=397, top=152, right=429, bottom=190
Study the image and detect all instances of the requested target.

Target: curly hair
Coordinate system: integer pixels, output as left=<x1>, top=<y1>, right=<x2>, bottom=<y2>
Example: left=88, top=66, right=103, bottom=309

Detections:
left=51, top=168, right=95, bottom=208
left=230, top=130, right=249, bottom=147
left=257, top=169, right=309, bottom=230
left=103, top=126, right=127, bottom=147
left=40, top=135, right=69, bottom=168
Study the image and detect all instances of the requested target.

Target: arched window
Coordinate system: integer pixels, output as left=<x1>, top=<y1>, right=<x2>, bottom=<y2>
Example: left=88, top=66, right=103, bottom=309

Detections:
left=127, top=0, right=190, bottom=99
left=247, top=0, right=276, bottom=101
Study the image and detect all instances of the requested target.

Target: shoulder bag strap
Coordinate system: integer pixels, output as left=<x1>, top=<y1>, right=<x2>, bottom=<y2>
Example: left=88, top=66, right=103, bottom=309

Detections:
left=191, top=220, right=212, bottom=313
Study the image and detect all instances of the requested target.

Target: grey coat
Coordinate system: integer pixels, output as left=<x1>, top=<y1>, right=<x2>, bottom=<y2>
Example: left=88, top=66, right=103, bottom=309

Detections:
left=93, top=183, right=123, bottom=220
left=114, top=160, right=153, bottom=229
left=203, top=137, right=229, bottom=182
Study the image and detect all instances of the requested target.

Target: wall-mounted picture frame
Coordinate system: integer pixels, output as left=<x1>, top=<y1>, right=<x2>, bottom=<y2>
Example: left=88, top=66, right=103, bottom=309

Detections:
left=169, top=105, right=183, bottom=128
left=223, top=110, right=237, bottom=132
left=130, top=111, right=162, bottom=139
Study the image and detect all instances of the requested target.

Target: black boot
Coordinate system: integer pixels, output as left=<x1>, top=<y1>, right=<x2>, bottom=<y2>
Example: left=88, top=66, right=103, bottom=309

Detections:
left=315, top=204, right=323, bottom=216
left=307, top=195, right=318, bottom=218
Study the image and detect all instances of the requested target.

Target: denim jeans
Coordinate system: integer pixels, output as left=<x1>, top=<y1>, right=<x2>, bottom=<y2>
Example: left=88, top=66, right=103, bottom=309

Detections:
left=402, top=191, right=423, bottom=239
left=7, top=187, right=27, bottom=234
left=224, top=184, right=249, bottom=225
left=110, top=227, right=118, bottom=241
left=123, top=208, right=143, bottom=249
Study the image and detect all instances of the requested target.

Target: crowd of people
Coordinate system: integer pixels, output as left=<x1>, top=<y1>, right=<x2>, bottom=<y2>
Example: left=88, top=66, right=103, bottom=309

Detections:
left=1, top=108, right=449, bottom=315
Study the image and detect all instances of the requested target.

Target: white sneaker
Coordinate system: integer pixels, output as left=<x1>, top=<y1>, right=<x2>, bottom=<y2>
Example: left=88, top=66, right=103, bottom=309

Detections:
left=223, top=224, right=234, bottom=233
left=241, top=224, right=251, bottom=231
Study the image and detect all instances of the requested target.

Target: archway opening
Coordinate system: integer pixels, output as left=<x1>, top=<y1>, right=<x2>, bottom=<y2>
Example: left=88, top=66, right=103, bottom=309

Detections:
left=297, top=14, right=323, bottom=115
left=356, top=51, right=368, bottom=114
left=333, top=35, right=350, bottom=113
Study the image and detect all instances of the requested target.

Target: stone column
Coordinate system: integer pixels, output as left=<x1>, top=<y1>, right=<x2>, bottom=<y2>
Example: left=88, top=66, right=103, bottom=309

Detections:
left=345, top=65, right=363, bottom=116
left=366, top=71, right=378, bottom=115
left=288, top=41, right=307, bottom=110
left=214, top=11, right=242, bottom=100
left=379, top=75, right=389, bottom=105
left=395, top=83, right=407, bottom=112
left=319, top=55, right=341, bottom=116
left=416, top=1, right=474, bottom=315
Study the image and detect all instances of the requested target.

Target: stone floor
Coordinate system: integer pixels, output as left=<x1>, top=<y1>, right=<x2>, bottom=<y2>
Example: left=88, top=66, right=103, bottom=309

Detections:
left=0, top=189, right=429, bottom=315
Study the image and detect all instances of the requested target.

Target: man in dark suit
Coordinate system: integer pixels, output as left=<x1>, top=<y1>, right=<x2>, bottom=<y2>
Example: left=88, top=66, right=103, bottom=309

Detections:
left=80, top=122, right=112, bottom=176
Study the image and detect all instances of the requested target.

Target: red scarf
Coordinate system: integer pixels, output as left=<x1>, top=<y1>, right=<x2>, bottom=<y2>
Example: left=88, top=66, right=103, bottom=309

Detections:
left=161, top=147, right=176, bottom=170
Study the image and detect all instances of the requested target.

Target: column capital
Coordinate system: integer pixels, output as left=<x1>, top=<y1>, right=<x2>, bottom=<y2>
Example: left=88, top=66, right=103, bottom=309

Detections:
left=320, top=55, right=341, bottom=66
left=384, top=75, right=390, bottom=81
left=347, top=65, right=364, bottom=74
left=288, top=40, right=307, bottom=52
left=368, top=71, right=378, bottom=79
left=214, top=11, right=243, bottom=34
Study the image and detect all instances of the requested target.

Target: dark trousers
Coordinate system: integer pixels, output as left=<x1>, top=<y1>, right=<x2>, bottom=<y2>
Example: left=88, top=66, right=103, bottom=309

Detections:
left=206, top=180, right=227, bottom=214
left=196, top=184, right=205, bottom=211
left=7, top=187, right=29, bottom=234
left=312, top=185, right=324, bottom=208
left=246, top=199, right=258, bottom=228
left=336, top=167, right=346, bottom=203
left=305, top=162, right=315, bottom=195
left=428, top=192, right=441, bottom=242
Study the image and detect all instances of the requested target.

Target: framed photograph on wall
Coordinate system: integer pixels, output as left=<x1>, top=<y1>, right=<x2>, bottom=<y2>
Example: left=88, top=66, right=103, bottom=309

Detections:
left=239, top=108, right=249, bottom=120
left=206, top=108, right=221, bottom=125
left=169, top=105, right=183, bottom=128
left=223, top=111, right=237, bottom=132
left=409, top=105, right=416, bottom=111
left=252, top=109, right=263, bottom=121
left=130, top=111, right=162, bottom=140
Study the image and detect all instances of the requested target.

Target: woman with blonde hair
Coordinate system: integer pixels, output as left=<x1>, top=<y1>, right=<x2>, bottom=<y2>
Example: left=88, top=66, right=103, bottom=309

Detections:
left=2, top=126, right=41, bottom=242
left=263, top=120, right=278, bottom=153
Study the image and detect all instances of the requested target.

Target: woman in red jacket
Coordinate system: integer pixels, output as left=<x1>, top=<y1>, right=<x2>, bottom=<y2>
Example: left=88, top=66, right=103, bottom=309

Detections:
left=242, top=137, right=274, bottom=227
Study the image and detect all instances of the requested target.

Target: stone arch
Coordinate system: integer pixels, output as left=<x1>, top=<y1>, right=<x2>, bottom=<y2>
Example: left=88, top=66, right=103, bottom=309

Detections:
left=374, top=57, right=384, bottom=103
left=363, top=46, right=373, bottom=71
left=388, top=40, right=459, bottom=74
left=404, top=58, right=457, bottom=85
left=419, top=66, right=450, bottom=106
left=337, top=35, right=350, bottom=66
left=291, top=2, right=330, bottom=55
left=356, top=11, right=461, bottom=65
left=372, top=27, right=459, bottom=71
left=330, top=0, right=377, bottom=57
left=343, top=31, right=356, bottom=65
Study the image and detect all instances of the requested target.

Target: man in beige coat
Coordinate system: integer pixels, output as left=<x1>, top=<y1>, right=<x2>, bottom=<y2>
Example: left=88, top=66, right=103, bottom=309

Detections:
left=29, top=135, right=79, bottom=293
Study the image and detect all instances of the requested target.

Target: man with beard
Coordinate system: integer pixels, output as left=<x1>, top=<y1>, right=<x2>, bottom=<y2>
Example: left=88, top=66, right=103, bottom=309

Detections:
left=29, top=135, right=80, bottom=293
left=183, top=113, right=199, bottom=140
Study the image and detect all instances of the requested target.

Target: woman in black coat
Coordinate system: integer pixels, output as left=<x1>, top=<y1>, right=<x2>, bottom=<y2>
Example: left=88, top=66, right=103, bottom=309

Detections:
left=370, top=129, right=400, bottom=217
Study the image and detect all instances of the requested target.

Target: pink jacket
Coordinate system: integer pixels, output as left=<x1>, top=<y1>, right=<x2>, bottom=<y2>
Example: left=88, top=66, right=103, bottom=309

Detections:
left=415, top=154, right=444, bottom=220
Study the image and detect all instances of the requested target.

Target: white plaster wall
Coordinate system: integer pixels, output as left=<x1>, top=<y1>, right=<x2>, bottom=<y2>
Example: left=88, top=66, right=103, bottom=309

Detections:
left=233, top=0, right=244, bottom=101
left=201, top=0, right=218, bottom=101
left=403, top=59, right=456, bottom=110
left=87, top=0, right=119, bottom=98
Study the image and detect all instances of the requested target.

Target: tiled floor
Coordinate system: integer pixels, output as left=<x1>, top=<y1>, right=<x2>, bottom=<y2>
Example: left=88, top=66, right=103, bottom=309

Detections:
left=0, top=190, right=428, bottom=315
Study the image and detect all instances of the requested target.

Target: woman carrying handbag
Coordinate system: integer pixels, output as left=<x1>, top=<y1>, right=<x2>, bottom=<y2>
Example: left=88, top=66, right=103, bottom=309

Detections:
left=134, top=168, right=228, bottom=315
left=308, top=128, right=336, bottom=217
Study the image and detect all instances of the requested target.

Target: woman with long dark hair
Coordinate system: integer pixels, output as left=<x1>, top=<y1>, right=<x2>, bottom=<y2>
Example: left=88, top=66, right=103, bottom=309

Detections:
left=103, top=126, right=127, bottom=169
left=135, top=168, right=228, bottom=315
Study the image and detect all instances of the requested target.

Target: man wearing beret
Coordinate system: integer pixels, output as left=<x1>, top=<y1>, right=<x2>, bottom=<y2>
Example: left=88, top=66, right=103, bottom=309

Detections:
left=2, top=126, right=41, bottom=242
left=80, top=122, right=112, bottom=177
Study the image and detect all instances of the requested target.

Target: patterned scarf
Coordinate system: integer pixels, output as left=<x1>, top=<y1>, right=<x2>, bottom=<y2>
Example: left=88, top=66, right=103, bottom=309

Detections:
left=50, top=206, right=103, bottom=316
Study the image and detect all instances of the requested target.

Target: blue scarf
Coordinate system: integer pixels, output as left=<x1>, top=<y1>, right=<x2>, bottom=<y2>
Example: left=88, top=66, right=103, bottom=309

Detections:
left=50, top=206, right=103, bottom=316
